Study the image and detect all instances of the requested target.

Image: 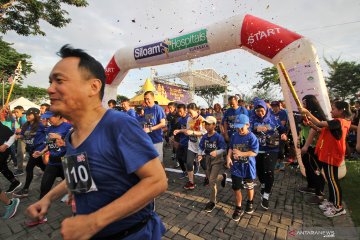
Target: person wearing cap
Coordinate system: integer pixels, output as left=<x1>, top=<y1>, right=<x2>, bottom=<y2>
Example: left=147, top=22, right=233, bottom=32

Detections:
left=250, top=99, right=287, bottom=210
left=270, top=101, right=289, bottom=170
left=32, top=111, right=72, bottom=201
left=13, top=107, right=46, bottom=198
left=198, top=116, right=227, bottom=213
left=226, top=114, right=259, bottom=221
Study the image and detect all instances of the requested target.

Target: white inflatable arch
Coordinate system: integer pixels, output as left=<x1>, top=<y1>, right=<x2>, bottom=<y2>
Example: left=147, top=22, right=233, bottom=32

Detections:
left=104, top=14, right=340, bottom=177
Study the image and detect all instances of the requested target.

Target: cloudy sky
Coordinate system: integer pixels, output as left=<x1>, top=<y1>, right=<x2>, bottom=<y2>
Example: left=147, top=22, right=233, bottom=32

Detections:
left=3, top=0, right=360, bottom=106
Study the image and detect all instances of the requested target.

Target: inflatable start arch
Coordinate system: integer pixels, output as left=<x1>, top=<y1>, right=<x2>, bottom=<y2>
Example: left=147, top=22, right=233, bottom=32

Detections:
left=104, top=14, right=340, bottom=177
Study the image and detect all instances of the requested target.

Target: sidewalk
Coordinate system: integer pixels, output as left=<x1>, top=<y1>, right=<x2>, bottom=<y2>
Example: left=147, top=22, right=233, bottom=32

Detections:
left=0, top=147, right=358, bottom=240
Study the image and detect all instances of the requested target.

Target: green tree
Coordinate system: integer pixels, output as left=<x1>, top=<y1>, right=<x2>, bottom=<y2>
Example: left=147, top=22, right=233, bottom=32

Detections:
left=195, top=75, right=228, bottom=107
left=116, top=95, right=128, bottom=103
left=253, top=66, right=280, bottom=91
left=0, top=0, right=88, bottom=36
left=325, top=58, right=360, bottom=100
left=0, top=83, right=48, bottom=105
left=0, top=37, right=34, bottom=84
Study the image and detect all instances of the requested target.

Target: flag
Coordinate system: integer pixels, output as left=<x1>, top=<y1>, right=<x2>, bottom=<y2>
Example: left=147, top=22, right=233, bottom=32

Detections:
left=8, top=75, right=13, bottom=84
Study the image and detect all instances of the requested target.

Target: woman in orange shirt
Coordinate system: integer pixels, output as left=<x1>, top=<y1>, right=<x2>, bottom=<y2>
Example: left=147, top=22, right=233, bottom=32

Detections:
left=300, top=101, right=352, bottom=218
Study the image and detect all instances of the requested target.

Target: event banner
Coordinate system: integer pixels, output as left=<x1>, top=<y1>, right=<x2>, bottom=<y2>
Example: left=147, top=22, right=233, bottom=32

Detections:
left=154, top=81, right=191, bottom=104
left=134, top=29, right=209, bottom=64
left=241, top=14, right=302, bottom=59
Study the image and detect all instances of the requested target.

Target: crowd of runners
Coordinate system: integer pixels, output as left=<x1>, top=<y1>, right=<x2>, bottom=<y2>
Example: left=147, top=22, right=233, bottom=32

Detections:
left=0, top=45, right=359, bottom=239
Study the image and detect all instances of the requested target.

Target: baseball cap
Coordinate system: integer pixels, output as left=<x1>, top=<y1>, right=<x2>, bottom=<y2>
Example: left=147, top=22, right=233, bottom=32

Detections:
left=270, top=101, right=280, bottom=106
left=204, top=116, right=217, bottom=124
left=41, top=111, right=55, bottom=119
left=234, top=114, right=249, bottom=128
left=25, top=108, right=40, bottom=116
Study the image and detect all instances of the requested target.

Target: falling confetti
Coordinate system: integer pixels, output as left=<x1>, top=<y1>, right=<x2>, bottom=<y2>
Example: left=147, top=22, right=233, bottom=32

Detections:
left=266, top=4, right=270, bottom=9
left=179, top=29, right=184, bottom=33
left=131, top=19, right=136, bottom=23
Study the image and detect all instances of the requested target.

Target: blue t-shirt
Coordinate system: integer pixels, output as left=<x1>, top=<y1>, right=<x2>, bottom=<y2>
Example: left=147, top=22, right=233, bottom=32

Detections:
left=65, top=110, right=164, bottom=238
left=199, top=132, right=227, bottom=155
left=21, top=123, right=46, bottom=152
left=126, top=108, right=136, bottom=118
left=46, top=122, right=72, bottom=164
left=136, top=114, right=147, bottom=128
left=222, top=106, right=249, bottom=137
left=177, top=115, right=189, bottom=147
left=229, top=131, right=259, bottom=179
left=144, top=104, right=166, bottom=144
left=250, top=115, right=285, bottom=152
left=270, top=109, right=288, bottom=129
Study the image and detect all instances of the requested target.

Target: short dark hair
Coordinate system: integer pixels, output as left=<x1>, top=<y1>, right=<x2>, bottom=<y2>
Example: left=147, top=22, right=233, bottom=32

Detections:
left=40, top=103, right=50, bottom=110
left=177, top=104, right=186, bottom=110
left=228, top=96, right=237, bottom=101
left=14, top=105, right=24, bottom=111
left=57, top=44, right=106, bottom=100
left=120, top=98, right=130, bottom=103
left=144, top=91, right=155, bottom=97
left=168, top=102, right=176, bottom=107
left=187, top=103, right=198, bottom=110
left=108, top=99, right=117, bottom=105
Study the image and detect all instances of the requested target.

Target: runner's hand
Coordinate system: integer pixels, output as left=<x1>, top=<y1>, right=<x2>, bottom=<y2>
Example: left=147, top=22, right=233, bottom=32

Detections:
left=26, top=197, right=51, bottom=222
left=32, top=151, right=42, bottom=158
left=197, top=155, right=203, bottom=161
left=210, top=151, right=217, bottom=158
left=226, top=158, right=233, bottom=168
left=61, top=215, right=99, bottom=240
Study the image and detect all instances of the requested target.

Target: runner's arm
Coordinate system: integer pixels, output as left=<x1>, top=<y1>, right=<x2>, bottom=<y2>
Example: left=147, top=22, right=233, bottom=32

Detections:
left=150, top=118, right=166, bottom=131
left=90, top=157, right=167, bottom=232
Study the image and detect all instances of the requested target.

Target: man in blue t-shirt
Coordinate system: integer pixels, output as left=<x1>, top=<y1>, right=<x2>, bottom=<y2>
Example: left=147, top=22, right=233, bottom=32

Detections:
left=222, top=96, right=249, bottom=143
left=143, top=91, right=166, bottom=165
left=26, top=45, right=167, bottom=239
left=120, top=98, right=136, bottom=118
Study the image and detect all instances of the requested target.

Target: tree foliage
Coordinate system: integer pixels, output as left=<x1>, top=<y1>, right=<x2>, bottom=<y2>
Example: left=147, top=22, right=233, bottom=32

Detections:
left=325, top=58, right=360, bottom=100
left=0, top=37, right=34, bottom=84
left=0, top=0, right=88, bottom=36
left=253, top=66, right=280, bottom=91
left=0, top=83, right=48, bottom=104
left=195, top=75, right=228, bottom=107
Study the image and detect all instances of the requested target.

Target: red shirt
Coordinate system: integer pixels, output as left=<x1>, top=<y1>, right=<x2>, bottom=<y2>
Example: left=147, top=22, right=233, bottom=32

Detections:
left=315, top=118, right=351, bottom=166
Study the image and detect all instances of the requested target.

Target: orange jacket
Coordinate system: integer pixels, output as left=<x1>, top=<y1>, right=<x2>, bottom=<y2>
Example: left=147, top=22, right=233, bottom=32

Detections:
left=315, top=118, right=351, bottom=166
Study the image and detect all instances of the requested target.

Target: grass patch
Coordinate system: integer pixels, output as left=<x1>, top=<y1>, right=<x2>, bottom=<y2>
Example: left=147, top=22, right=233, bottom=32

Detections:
left=342, top=160, right=360, bottom=226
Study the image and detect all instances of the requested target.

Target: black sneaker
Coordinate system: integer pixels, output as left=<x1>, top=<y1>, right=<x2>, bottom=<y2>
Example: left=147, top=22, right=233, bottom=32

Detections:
left=298, top=186, right=316, bottom=195
left=261, top=198, right=269, bottom=210
left=260, top=188, right=265, bottom=196
left=221, top=173, right=227, bottom=188
left=203, top=177, right=209, bottom=186
left=14, top=169, right=24, bottom=176
left=6, top=181, right=22, bottom=194
left=13, top=188, right=29, bottom=198
left=245, top=200, right=254, bottom=214
left=204, top=202, right=216, bottom=213
left=232, top=206, right=244, bottom=221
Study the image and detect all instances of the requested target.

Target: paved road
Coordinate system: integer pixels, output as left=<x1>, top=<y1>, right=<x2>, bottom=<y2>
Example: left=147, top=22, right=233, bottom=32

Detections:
left=0, top=147, right=358, bottom=239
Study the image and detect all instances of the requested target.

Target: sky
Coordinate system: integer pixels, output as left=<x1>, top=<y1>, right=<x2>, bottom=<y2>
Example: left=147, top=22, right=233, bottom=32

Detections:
left=2, top=0, right=360, bottom=106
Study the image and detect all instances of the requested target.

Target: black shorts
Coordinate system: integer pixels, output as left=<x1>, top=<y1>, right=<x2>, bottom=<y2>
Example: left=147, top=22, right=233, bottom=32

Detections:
left=231, top=175, right=255, bottom=190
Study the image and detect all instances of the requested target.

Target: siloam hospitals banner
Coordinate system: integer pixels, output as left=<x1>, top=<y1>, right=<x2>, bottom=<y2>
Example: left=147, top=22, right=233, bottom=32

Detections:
left=134, top=29, right=209, bottom=63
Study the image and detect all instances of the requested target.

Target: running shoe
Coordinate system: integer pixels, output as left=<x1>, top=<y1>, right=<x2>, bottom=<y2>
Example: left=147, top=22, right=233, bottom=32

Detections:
left=183, top=181, right=195, bottom=190
left=2, top=198, right=20, bottom=219
left=204, top=202, right=216, bottom=213
left=232, top=206, right=244, bottom=221
left=261, top=197, right=269, bottom=210
left=319, top=199, right=333, bottom=211
left=6, top=181, right=22, bottom=194
left=178, top=172, right=187, bottom=179
left=14, top=169, right=24, bottom=176
left=323, top=206, right=346, bottom=218
left=25, top=217, right=48, bottom=227
left=245, top=200, right=254, bottom=214
left=13, top=188, right=29, bottom=198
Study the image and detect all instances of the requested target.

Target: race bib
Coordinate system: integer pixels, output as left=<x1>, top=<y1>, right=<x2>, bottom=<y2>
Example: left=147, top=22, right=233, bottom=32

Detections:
left=62, top=152, right=98, bottom=193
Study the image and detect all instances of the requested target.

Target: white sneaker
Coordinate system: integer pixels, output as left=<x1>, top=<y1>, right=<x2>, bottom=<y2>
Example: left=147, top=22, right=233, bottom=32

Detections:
left=319, top=199, right=333, bottom=211
left=323, top=205, right=346, bottom=218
